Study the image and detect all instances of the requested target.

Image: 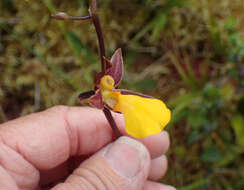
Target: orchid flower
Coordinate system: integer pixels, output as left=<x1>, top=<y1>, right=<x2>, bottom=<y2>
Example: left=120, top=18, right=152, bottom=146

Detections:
left=52, top=0, right=171, bottom=139
left=79, top=49, right=171, bottom=138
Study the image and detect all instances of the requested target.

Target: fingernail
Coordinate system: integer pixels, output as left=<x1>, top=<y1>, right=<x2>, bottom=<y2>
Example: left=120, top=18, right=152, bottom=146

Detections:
left=104, top=136, right=149, bottom=178
left=165, top=185, right=176, bottom=190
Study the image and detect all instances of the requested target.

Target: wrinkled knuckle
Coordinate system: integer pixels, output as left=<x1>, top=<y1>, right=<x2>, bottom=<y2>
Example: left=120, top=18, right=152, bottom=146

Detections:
left=70, top=167, right=109, bottom=190
left=51, top=182, right=74, bottom=190
left=53, top=158, right=129, bottom=190
left=52, top=168, right=109, bottom=190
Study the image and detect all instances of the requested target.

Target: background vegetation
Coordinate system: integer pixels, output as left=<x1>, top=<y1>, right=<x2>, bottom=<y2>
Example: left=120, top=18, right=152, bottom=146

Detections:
left=0, top=0, right=244, bottom=189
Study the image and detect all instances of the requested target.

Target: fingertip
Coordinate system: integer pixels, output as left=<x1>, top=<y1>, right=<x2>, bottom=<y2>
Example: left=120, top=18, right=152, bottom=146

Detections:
left=160, top=131, right=170, bottom=154
left=103, top=136, right=150, bottom=179
left=140, top=131, right=170, bottom=158
left=149, top=155, right=168, bottom=181
left=59, top=136, right=151, bottom=190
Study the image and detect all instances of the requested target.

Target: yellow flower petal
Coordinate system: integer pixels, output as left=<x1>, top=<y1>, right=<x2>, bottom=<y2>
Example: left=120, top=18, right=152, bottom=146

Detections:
left=113, top=94, right=171, bottom=138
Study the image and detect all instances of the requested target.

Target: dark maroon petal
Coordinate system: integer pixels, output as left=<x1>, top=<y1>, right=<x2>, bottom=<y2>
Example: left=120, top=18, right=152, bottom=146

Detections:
left=104, top=56, right=112, bottom=70
left=94, top=72, right=104, bottom=90
left=107, top=48, right=123, bottom=86
left=88, top=90, right=104, bottom=109
left=117, top=89, right=154, bottom=98
left=94, top=49, right=123, bottom=90
left=94, top=58, right=111, bottom=90
left=78, top=90, right=95, bottom=102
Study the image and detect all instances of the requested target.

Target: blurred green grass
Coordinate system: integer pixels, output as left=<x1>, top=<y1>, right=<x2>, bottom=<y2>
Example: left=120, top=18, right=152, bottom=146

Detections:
left=0, top=0, right=244, bottom=189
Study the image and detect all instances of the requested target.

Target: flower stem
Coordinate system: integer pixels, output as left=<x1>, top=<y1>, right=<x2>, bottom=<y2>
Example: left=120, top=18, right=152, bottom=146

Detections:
left=103, top=108, right=121, bottom=138
left=89, top=0, right=121, bottom=138
left=89, top=0, right=106, bottom=73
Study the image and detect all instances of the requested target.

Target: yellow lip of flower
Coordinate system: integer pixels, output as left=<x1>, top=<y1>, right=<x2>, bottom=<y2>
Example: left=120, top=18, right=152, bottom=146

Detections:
left=113, top=94, right=171, bottom=138
left=100, top=75, right=171, bottom=138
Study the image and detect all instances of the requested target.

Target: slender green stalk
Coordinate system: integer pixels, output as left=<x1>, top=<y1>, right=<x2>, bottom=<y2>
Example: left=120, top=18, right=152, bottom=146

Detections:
left=168, top=52, right=196, bottom=90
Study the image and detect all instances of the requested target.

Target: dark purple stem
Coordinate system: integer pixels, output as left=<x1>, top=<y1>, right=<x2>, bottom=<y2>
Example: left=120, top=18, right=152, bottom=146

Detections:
left=89, top=0, right=106, bottom=73
left=89, top=0, right=121, bottom=138
left=103, top=108, right=121, bottom=138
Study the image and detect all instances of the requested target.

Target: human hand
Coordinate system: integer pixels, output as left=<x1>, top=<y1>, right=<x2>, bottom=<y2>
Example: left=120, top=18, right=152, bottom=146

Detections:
left=0, top=106, right=175, bottom=190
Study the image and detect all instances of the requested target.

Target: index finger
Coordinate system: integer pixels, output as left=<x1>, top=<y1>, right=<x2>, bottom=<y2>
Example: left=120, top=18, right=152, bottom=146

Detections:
left=0, top=106, right=169, bottom=170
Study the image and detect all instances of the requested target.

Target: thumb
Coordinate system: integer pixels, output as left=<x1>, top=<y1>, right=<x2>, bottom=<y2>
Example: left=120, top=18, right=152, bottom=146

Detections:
left=52, top=136, right=151, bottom=190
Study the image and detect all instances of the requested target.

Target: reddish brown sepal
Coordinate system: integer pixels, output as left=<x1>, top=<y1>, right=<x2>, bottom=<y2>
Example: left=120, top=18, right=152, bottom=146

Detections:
left=78, top=90, right=95, bottom=102
left=107, top=48, right=123, bottom=87
left=104, top=56, right=113, bottom=70
left=88, top=90, right=104, bottom=109
left=94, top=72, right=104, bottom=90
left=94, top=48, right=123, bottom=90
left=94, top=57, right=112, bottom=90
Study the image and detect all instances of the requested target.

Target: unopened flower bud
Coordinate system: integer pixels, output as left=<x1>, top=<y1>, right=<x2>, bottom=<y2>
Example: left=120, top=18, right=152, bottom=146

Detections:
left=52, top=12, right=70, bottom=20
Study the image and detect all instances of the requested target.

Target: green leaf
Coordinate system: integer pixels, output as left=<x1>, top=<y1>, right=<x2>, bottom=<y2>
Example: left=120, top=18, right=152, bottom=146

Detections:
left=187, top=130, right=202, bottom=144
left=187, top=111, right=205, bottom=129
left=220, top=85, right=235, bottom=102
left=163, top=0, right=184, bottom=12
left=224, top=17, right=237, bottom=31
left=65, top=31, right=96, bottom=64
left=151, top=13, right=167, bottom=41
left=237, top=97, right=244, bottom=115
left=200, top=147, right=222, bottom=162
left=132, top=0, right=185, bottom=43
left=2, top=0, right=15, bottom=10
left=168, top=92, right=200, bottom=125
left=168, top=92, right=199, bottom=107
left=16, top=75, right=34, bottom=85
left=178, top=179, right=210, bottom=190
left=210, top=20, right=225, bottom=57
left=169, top=108, right=188, bottom=126
left=232, top=114, right=244, bottom=148
left=203, top=84, right=220, bottom=100
left=168, top=52, right=197, bottom=90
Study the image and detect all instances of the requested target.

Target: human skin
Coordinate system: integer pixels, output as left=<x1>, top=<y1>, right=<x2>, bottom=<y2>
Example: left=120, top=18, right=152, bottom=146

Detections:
left=0, top=106, right=175, bottom=190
